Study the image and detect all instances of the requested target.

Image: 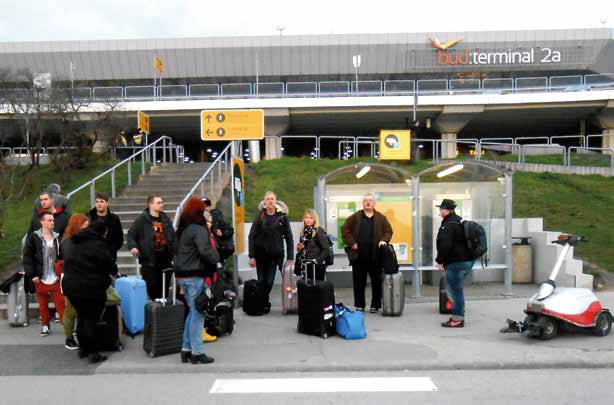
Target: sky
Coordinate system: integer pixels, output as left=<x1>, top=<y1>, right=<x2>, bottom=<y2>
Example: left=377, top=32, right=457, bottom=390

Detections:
left=0, top=0, right=612, bottom=42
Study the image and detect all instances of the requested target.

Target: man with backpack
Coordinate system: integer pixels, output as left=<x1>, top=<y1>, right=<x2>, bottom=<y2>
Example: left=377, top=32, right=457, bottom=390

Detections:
left=435, top=199, right=475, bottom=328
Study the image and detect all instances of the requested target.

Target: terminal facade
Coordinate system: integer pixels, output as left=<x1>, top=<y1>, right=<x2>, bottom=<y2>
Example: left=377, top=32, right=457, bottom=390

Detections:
left=0, top=28, right=613, bottom=160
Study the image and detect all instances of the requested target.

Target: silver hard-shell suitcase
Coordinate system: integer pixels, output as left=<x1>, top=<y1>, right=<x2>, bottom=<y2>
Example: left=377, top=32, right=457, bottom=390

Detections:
left=382, top=272, right=405, bottom=317
left=8, top=275, right=29, bottom=327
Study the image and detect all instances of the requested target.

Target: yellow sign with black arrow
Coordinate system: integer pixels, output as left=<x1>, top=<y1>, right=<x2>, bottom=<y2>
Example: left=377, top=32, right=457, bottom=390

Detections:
left=200, top=109, right=264, bottom=141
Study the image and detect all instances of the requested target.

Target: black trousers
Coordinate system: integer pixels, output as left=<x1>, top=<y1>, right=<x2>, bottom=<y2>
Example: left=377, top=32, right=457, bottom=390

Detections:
left=256, top=256, right=283, bottom=304
left=141, top=250, right=173, bottom=300
left=351, top=259, right=382, bottom=309
left=68, top=296, right=105, bottom=356
left=141, top=265, right=172, bottom=301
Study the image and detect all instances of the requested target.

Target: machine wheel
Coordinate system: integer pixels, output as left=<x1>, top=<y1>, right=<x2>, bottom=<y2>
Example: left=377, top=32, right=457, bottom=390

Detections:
left=592, top=312, right=612, bottom=337
left=539, top=316, right=558, bottom=340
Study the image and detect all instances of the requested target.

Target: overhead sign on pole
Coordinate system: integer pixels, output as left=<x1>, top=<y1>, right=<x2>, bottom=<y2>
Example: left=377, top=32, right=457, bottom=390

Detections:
left=154, top=56, right=164, bottom=75
left=379, top=130, right=411, bottom=160
left=138, top=111, right=150, bottom=134
left=201, top=109, right=264, bottom=141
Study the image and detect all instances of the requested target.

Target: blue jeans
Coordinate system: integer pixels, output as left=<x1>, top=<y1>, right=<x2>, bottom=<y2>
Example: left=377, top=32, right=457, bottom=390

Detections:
left=444, top=261, right=474, bottom=320
left=177, top=278, right=207, bottom=355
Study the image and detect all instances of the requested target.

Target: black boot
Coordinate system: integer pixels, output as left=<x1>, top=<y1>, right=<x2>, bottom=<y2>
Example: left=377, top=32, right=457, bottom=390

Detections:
left=180, top=351, right=192, bottom=363
left=190, top=354, right=215, bottom=364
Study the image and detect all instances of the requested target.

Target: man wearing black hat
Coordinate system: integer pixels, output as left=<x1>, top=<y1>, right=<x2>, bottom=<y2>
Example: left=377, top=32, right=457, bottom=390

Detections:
left=435, top=199, right=474, bottom=328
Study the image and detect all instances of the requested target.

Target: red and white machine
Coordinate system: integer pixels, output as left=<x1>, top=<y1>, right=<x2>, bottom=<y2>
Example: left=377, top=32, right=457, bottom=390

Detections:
left=501, top=234, right=612, bottom=340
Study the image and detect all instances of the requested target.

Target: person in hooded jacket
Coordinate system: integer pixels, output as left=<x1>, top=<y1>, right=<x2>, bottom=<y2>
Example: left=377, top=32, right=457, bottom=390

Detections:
left=294, top=209, right=329, bottom=281
left=127, top=195, right=176, bottom=300
left=248, top=191, right=294, bottom=312
left=62, top=221, right=118, bottom=363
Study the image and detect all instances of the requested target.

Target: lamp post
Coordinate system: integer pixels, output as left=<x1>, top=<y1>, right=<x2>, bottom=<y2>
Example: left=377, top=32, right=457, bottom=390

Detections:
left=352, top=54, right=361, bottom=96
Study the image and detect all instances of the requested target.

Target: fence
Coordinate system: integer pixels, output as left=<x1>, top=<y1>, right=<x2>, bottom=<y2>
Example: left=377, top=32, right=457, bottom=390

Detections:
left=4, top=74, right=612, bottom=103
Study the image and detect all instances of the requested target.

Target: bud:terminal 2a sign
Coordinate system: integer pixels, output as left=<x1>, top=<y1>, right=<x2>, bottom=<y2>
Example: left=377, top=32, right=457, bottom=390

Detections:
left=430, top=37, right=562, bottom=66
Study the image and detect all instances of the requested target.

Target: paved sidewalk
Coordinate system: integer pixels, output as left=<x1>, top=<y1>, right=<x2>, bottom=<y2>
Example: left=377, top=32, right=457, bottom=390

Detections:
left=2, top=284, right=614, bottom=376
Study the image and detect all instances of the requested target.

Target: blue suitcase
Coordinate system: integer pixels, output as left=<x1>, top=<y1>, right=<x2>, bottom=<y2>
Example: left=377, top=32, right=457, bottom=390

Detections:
left=115, top=276, right=148, bottom=335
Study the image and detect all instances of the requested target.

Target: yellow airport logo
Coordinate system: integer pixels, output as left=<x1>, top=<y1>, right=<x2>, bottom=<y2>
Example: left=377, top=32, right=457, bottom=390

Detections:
left=430, top=37, right=462, bottom=50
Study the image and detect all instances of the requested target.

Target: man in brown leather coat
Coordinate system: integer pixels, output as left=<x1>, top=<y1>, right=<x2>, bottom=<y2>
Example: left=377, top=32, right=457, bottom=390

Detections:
left=341, top=194, right=393, bottom=313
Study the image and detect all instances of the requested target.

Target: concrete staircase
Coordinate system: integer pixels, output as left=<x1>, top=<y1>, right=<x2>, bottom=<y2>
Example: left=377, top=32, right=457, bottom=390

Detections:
left=111, top=163, right=230, bottom=275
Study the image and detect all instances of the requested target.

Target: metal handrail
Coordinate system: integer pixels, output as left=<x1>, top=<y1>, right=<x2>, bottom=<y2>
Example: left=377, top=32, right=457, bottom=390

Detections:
left=567, top=147, right=614, bottom=169
left=173, top=143, right=232, bottom=228
left=67, top=135, right=181, bottom=206
left=520, top=144, right=566, bottom=165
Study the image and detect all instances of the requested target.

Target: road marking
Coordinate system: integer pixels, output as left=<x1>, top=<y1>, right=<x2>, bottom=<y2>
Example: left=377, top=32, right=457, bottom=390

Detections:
left=210, top=377, right=437, bottom=394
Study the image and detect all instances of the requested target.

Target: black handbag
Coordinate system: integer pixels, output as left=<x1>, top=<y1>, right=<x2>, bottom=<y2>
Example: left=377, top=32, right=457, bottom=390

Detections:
left=194, top=287, right=213, bottom=314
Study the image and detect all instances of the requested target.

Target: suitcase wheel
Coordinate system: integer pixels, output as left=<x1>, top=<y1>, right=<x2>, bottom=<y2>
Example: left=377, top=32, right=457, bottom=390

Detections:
left=322, top=333, right=328, bottom=339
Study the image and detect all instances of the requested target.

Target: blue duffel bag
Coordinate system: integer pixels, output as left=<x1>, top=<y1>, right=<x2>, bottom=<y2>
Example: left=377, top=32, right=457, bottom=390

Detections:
left=334, top=303, right=367, bottom=340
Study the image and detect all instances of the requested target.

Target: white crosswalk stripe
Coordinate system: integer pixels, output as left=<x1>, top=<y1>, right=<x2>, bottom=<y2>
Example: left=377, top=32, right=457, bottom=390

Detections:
left=210, top=377, right=437, bottom=394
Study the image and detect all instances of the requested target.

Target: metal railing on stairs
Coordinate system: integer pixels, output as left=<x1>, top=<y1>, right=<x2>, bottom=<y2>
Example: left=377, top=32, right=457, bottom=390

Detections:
left=173, top=143, right=233, bottom=228
left=21, top=136, right=185, bottom=249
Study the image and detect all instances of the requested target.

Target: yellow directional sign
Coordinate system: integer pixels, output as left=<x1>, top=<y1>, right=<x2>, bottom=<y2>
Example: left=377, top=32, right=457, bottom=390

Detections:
left=201, top=110, right=264, bottom=141
left=154, top=56, right=164, bottom=75
left=138, top=111, right=150, bottom=134
left=379, top=130, right=411, bottom=160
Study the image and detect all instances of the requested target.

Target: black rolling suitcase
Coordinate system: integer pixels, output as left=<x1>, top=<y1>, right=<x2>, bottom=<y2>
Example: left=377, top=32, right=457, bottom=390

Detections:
left=297, top=260, right=336, bottom=339
left=243, top=279, right=268, bottom=316
left=143, top=268, right=185, bottom=357
left=96, top=305, right=124, bottom=352
left=439, top=277, right=453, bottom=314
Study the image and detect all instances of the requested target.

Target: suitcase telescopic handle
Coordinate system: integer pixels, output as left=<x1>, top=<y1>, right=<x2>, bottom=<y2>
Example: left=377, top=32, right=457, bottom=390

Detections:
left=161, top=268, right=176, bottom=306
left=302, top=260, right=318, bottom=285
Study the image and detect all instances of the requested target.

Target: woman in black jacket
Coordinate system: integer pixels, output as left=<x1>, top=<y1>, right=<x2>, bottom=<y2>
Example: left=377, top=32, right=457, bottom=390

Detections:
left=295, top=209, right=329, bottom=281
left=174, top=197, right=219, bottom=365
left=62, top=221, right=118, bottom=363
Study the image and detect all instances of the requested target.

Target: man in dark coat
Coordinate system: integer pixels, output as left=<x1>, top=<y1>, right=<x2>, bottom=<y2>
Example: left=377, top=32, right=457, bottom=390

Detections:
left=341, top=194, right=393, bottom=313
left=435, top=199, right=475, bottom=328
left=88, top=192, right=124, bottom=261
left=127, top=195, right=176, bottom=300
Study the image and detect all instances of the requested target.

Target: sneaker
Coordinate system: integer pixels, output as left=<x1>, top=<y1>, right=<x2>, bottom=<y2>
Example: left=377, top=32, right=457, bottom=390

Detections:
left=202, top=329, right=218, bottom=343
left=65, top=336, right=79, bottom=350
left=191, top=353, right=215, bottom=364
left=53, top=312, right=60, bottom=323
left=355, top=307, right=365, bottom=312
left=441, top=319, right=465, bottom=328
left=369, top=307, right=380, bottom=314
left=40, top=324, right=50, bottom=337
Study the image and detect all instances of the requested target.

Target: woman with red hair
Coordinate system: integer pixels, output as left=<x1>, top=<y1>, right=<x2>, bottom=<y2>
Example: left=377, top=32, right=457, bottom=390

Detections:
left=174, top=197, right=219, bottom=364
left=61, top=214, right=90, bottom=351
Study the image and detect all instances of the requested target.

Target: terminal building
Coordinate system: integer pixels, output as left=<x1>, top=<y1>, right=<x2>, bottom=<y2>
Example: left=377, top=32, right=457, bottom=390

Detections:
left=1, top=28, right=613, bottom=160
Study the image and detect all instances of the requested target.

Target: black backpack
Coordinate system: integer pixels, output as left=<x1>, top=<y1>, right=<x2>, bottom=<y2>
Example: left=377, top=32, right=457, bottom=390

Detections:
left=379, top=243, right=399, bottom=274
left=462, top=220, right=488, bottom=266
left=324, top=235, right=335, bottom=266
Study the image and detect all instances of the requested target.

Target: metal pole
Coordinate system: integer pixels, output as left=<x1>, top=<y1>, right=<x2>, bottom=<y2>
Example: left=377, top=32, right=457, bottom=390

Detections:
left=141, top=151, right=145, bottom=175
left=504, top=173, right=513, bottom=293
left=411, top=177, right=421, bottom=297
left=162, top=138, right=167, bottom=163
left=128, top=157, right=132, bottom=186
left=111, top=170, right=116, bottom=199
left=89, top=181, right=96, bottom=208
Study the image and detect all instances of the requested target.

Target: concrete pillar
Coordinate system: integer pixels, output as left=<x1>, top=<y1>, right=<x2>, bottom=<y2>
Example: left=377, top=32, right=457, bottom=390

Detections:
left=441, top=133, right=457, bottom=159
left=249, top=140, right=261, bottom=163
left=265, top=137, right=280, bottom=160
left=602, top=128, right=614, bottom=153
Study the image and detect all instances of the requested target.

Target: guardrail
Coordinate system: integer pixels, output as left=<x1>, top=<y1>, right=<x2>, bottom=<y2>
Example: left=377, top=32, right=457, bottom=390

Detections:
left=2, top=74, right=613, bottom=103
left=172, top=143, right=232, bottom=228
